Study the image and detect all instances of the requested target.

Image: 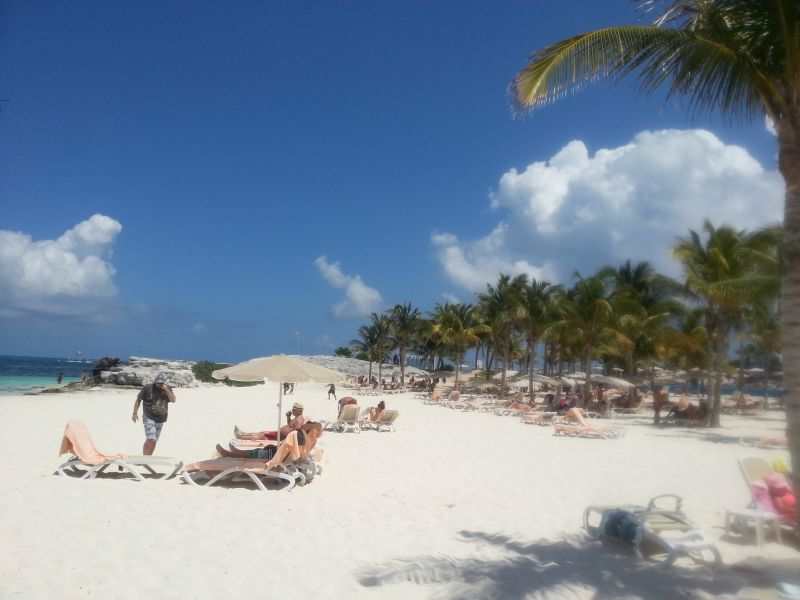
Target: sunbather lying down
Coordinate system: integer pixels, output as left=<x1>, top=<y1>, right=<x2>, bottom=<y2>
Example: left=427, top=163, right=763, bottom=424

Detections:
left=217, top=421, right=323, bottom=470
left=555, top=408, right=623, bottom=438
left=366, top=401, right=386, bottom=422
left=234, top=402, right=306, bottom=441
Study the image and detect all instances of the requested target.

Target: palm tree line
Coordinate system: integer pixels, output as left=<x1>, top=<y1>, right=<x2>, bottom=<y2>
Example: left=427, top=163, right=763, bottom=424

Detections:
left=508, top=0, right=798, bottom=521
left=345, top=221, right=781, bottom=430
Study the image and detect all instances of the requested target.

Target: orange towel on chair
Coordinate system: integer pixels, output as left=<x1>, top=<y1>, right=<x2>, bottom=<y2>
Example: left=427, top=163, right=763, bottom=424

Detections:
left=58, top=420, right=124, bottom=465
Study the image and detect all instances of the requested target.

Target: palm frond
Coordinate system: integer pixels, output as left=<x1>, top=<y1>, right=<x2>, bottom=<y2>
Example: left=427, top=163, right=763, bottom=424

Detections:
left=514, top=23, right=776, bottom=117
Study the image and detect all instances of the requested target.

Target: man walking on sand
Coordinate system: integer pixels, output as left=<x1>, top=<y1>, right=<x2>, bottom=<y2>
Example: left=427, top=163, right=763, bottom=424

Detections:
left=132, top=373, right=175, bottom=455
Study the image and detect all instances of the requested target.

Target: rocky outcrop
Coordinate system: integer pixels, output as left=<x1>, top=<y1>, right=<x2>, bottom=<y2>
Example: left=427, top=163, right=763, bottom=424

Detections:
left=99, top=356, right=197, bottom=388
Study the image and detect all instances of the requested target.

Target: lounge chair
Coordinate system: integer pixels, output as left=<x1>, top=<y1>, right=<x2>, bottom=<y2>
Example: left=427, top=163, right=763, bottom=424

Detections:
left=325, top=404, right=361, bottom=433
left=181, top=458, right=303, bottom=491
left=361, top=409, right=399, bottom=432
left=55, top=420, right=183, bottom=481
left=730, top=457, right=796, bottom=540
left=522, top=411, right=556, bottom=426
left=553, top=423, right=625, bottom=439
left=739, top=457, right=774, bottom=490
left=584, top=494, right=721, bottom=567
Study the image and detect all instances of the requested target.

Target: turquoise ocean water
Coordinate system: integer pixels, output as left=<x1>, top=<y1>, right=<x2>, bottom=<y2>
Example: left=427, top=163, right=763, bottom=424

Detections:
left=0, top=355, right=91, bottom=394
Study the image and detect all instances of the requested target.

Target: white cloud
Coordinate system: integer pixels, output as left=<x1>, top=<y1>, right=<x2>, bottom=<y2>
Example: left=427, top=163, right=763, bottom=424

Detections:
left=440, top=292, right=461, bottom=304
left=434, top=129, right=783, bottom=290
left=432, top=224, right=556, bottom=293
left=0, top=214, right=122, bottom=315
left=314, top=256, right=383, bottom=318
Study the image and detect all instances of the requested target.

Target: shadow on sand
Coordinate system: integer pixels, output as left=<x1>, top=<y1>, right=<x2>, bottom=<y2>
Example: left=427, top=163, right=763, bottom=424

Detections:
left=648, top=428, right=785, bottom=447
left=356, top=530, right=763, bottom=599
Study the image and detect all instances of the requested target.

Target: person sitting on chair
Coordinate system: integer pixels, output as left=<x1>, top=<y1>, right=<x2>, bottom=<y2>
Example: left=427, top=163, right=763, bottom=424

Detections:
left=367, top=401, right=386, bottom=422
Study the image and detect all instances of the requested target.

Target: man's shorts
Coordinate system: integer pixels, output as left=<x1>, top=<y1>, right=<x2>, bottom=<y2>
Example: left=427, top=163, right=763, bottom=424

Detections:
left=143, top=417, right=165, bottom=441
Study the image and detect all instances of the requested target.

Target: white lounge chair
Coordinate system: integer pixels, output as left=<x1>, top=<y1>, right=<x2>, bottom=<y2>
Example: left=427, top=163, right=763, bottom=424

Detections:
left=326, top=404, right=361, bottom=433
left=361, top=409, right=399, bottom=432
left=181, top=458, right=304, bottom=491
left=584, top=494, right=721, bottom=567
left=55, top=420, right=183, bottom=481
left=55, top=455, right=184, bottom=482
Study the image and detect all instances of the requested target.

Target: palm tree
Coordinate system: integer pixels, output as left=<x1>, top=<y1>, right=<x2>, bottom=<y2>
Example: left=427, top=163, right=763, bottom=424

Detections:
left=550, top=276, right=631, bottom=406
left=389, top=303, right=422, bottom=386
left=673, top=221, right=778, bottom=425
left=350, top=324, right=380, bottom=383
left=515, top=276, right=558, bottom=402
left=369, top=312, right=393, bottom=384
left=431, top=303, right=489, bottom=388
left=601, top=260, right=682, bottom=378
left=479, top=274, right=525, bottom=395
left=512, top=0, right=799, bottom=510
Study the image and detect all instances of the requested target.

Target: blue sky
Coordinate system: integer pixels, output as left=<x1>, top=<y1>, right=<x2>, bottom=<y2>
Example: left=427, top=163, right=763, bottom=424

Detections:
left=0, top=1, right=783, bottom=361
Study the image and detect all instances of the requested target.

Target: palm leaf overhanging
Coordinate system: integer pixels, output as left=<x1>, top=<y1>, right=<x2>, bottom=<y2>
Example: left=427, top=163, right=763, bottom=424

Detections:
left=512, top=0, right=798, bottom=121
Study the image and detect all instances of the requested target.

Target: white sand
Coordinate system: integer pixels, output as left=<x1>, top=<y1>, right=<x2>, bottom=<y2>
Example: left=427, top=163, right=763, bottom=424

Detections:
left=0, top=384, right=795, bottom=599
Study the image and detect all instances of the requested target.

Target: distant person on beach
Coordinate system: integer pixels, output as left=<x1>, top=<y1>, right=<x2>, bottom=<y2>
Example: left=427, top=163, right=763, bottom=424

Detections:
left=235, top=402, right=306, bottom=441
left=57, top=372, right=64, bottom=384
left=132, top=373, right=175, bottom=455
left=328, top=383, right=336, bottom=402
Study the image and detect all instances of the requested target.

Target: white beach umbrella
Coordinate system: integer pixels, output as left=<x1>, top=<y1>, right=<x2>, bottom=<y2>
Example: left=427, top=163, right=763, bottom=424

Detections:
left=212, top=355, right=344, bottom=437
left=591, top=374, right=635, bottom=390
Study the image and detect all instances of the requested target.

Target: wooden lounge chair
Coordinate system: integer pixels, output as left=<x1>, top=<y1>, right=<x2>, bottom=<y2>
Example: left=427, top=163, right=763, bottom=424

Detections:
left=584, top=494, right=721, bottom=567
left=181, top=458, right=304, bottom=491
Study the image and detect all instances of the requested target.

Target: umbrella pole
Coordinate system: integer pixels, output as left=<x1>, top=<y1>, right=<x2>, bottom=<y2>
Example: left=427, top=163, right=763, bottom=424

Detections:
left=277, top=380, right=283, bottom=441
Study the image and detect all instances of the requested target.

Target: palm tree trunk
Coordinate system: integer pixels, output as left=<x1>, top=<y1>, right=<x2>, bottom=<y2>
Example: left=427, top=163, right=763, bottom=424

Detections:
left=582, top=348, right=592, bottom=408
left=368, top=360, right=373, bottom=384
left=528, top=336, right=536, bottom=403
left=501, top=349, right=509, bottom=398
left=455, top=353, right=462, bottom=389
left=710, top=335, right=724, bottom=428
left=399, top=346, right=406, bottom=386
left=778, top=120, right=800, bottom=506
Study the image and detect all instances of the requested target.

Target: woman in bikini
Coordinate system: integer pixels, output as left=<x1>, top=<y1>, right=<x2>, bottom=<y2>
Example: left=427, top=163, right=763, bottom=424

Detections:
left=368, top=401, right=386, bottom=422
left=216, top=421, right=323, bottom=469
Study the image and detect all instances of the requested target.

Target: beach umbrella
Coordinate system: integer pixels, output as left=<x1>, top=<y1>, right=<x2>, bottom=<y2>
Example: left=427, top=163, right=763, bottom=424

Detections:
left=212, top=355, right=344, bottom=438
left=591, top=374, right=635, bottom=390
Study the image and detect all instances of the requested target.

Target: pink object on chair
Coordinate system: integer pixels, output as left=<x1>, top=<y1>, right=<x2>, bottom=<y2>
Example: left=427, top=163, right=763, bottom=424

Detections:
left=751, top=480, right=778, bottom=514
left=58, top=420, right=124, bottom=465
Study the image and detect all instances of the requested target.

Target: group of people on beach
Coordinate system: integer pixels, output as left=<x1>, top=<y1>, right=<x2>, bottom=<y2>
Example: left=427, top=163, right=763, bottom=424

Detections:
left=128, top=374, right=390, bottom=475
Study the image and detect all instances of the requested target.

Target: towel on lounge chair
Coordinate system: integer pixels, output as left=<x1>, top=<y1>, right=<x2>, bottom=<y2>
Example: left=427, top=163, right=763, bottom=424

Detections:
left=58, top=420, right=125, bottom=464
left=554, top=423, right=624, bottom=439
left=55, top=421, right=182, bottom=481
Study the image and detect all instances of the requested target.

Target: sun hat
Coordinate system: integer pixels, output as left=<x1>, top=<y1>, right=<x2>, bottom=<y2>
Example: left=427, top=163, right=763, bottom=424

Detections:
left=292, top=402, right=304, bottom=410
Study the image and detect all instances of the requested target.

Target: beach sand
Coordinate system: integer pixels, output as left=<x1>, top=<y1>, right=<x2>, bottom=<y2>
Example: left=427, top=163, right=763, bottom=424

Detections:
left=0, top=384, right=796, bottom=599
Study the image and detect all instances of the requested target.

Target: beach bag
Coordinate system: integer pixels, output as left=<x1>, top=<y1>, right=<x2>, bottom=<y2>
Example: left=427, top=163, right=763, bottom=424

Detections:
left=603, top=510, right=640, bottom=544
left=293, top=459, right=317, bottom=486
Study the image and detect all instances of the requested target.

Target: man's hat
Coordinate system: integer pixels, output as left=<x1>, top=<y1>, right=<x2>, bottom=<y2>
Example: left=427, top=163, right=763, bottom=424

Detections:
left=292, top=402, right=304, bottom=410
